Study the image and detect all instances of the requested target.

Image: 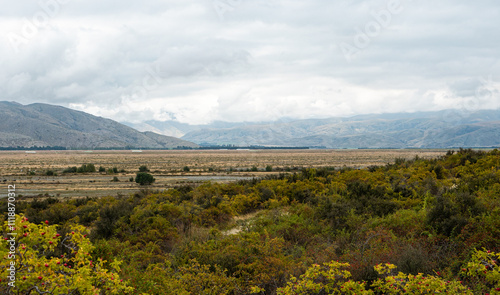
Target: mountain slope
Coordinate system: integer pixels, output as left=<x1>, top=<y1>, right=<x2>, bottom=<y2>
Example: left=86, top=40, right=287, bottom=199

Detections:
left=0, top=101, right=198, bottom=149
left=179, top=110, right=500, bottom=148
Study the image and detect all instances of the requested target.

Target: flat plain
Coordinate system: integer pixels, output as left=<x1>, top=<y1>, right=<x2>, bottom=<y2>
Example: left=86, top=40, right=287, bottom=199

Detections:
left=0, top=149, right=447, bottom=199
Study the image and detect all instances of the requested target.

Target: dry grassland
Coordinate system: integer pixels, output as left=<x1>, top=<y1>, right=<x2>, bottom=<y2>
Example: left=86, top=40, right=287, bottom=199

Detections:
left=0, top=149, right=447, bottom=199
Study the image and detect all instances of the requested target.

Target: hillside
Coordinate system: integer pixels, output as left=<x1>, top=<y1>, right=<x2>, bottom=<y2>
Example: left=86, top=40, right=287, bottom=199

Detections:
left=176, top=110, right=500, bottom=148
left=0, top=101, right=198, bottom=149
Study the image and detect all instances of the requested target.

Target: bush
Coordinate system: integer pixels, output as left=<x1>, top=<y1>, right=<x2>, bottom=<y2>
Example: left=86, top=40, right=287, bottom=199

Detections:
left=426, top=195, right=467, bottom=236
left=0, top=215, right=134, bottom=294
left=135, top=172, right=155, bottom=185
left=63, top=164, right=96, bottom=173
left=76, top=164, right=96, bottom=173
left=112, top=176, right=120, bottom=182
left=99, top=166, right=105, bottom=172
left=93, top=200, right=134, bottom=239
left=63, top=166, right=77, bottom=173
left=183, top=166, right=190, bottom=172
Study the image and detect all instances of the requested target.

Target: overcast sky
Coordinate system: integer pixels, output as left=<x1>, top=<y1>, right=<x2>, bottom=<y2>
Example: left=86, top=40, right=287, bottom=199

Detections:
left=1, top=0, right=499, bottom=124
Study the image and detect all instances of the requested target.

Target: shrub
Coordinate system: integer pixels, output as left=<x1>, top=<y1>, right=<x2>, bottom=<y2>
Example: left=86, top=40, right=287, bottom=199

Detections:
left=107, top=167, right=119, bottom=174
left=63, top=166, right=77, bottom=173
left=135, top=172, right=155, bottom=185
left=0, top=215, right=134, bottom=294
left=76, top=164, right=96, bottom=173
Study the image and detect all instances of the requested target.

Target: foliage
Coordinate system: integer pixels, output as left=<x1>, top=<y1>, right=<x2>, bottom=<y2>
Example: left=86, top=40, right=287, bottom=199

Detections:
left=0, top=215, right=134, bottom=294
left=63, top=164, right=96, bottom=174
left=270, top=250, right=499, bottom=294
left=135, top=172, right=155, bottom=185
left=4, top=149, right=500, bottom=294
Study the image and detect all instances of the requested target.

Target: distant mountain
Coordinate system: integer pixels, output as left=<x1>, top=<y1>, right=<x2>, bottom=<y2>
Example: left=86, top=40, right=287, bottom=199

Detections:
left=0, top=101, right=198, bottom=149
left=123, top=120, right=285, bottom=138
left=167, top=109, right=500, bottom=148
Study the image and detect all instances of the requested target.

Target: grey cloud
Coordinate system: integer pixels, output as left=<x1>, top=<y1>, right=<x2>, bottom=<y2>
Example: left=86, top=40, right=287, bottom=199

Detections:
left=0, top=0, right=499, bottom=124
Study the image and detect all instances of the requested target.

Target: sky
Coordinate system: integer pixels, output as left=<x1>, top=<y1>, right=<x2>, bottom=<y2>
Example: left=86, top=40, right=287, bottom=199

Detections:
left=1, top=0, right=500, bottom=125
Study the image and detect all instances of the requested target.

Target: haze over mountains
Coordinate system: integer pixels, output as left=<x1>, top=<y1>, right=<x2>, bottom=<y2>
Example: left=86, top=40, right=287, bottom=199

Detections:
left=0, top=102, right=198, bottom=149
left=125, top=110, right=500, bottom=149
left=1, top=101, right=499, bottom=149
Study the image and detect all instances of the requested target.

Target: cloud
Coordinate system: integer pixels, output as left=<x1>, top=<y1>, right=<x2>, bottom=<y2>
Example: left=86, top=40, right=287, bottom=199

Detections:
left=0, top=0, right=499, bottom=125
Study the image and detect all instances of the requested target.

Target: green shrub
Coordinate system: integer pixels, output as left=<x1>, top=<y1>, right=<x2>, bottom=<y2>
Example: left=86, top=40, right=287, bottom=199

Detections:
left=76, top=164, right=96, bottom=173
left=135, top=172, right=155, bottom=185
left=63, top=166, right=77, bottom=173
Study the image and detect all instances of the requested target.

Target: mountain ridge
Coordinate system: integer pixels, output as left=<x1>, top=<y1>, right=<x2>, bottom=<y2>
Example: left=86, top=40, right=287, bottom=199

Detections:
left=0, top=101, right=198, bottom=149
left=127, top=109, right=500, bottom=149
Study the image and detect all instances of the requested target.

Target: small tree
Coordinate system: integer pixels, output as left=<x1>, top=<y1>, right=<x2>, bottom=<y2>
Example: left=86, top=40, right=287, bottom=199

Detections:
left=183, top=166, right=190, bottom=172
left=135, top=172, right=155, bottom=185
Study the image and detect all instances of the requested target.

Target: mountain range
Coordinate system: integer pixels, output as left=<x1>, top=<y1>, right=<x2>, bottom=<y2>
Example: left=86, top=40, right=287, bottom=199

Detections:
left=125, top=110, right=500, bottom=149
left=2, top=101, right=499, bottom=149
left=0, top=101, right=198, bottom=149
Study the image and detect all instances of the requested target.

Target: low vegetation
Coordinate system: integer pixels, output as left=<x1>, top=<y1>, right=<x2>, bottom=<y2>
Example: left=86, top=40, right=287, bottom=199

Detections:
left=2, top=148, right=500, bottom=294
left=63, top=164, right=96, bottom=174
left=135, top=172, right=155, bottom=185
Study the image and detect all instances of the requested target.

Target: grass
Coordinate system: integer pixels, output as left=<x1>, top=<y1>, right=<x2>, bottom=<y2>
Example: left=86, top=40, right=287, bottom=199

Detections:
left=0, top=149, right=447, bottom=199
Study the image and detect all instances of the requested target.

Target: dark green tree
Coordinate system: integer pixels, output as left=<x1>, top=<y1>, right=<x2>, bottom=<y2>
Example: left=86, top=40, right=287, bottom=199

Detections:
left=135, top=172, right=155, bottom=185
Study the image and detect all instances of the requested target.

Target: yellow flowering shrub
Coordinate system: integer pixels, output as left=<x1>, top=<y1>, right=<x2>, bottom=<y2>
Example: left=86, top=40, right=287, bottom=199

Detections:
left=1, top=214, right=134, bottom=295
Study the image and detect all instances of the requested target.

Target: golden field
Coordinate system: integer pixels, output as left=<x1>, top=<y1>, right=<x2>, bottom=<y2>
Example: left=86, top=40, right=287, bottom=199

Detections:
left=0, top=149, right=447, bottom=199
